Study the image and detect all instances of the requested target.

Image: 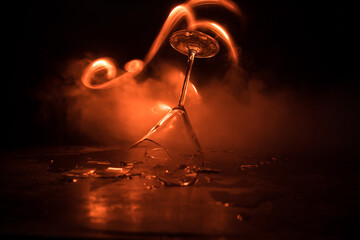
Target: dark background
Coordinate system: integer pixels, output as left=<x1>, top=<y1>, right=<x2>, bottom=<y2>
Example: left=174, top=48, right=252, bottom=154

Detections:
left=2, top=0, right=358, bottom=150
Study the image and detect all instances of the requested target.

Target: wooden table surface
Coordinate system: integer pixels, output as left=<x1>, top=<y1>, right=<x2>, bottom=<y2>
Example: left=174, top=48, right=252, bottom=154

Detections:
left=0, top=145, right=358, bottom=239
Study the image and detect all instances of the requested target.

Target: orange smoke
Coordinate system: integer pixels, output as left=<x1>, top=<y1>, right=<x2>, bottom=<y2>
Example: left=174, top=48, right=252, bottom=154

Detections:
left=55, top=57, right=354, bottom=156
left=74, top=0, right=244, bottom=147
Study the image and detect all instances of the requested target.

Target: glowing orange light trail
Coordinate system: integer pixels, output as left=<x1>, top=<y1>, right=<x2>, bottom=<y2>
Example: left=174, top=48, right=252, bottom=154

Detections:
left=144, top=5, right=196, bottom=64
left=81, top=58, right=135, bottom=89
left=192, top=21, right=238, bottom=64
left=192, top=84, right=199, bottom=95
left=81, top=0, right=241, bottom=90
left=187, top=0, right=242, bottom=17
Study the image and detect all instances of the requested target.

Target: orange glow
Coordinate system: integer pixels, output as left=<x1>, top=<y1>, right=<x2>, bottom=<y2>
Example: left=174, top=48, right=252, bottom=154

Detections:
left=187, top=0, right=242, bottom=16
left=81, top=58, right=138, bottom=89
left=124, top=59, right=144, bottom=73
left=152, top=103, right=172, bottom=114
left=107, top=167, right=123, bottom=171
left=159, top=103, right=172, bottom=111
left=158, top=112, right=172, bottom=127
left=191, top=83, right=199, bottom=95
left=210, top=22, right=230, bottom=41
left=192, top=21, right=238, bottom=64
left=91, top=59, right=116, bottom=77
left=145, top=5, right=196, bottom=64
left=81, top=0, right=241, bottom=90
left=88, top=192, right=108, bottom=224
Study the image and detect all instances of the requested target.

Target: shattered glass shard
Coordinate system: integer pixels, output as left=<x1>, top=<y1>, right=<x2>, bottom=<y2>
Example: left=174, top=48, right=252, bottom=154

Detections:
left=130, top=107, right=202, bottom=168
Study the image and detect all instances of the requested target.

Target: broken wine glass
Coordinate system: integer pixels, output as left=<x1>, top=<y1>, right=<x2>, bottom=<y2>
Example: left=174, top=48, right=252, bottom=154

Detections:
left=129, top=30, right=220, bottom=186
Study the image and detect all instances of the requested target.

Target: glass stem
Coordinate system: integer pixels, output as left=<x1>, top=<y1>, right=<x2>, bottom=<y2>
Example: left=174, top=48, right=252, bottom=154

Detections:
left=178, top=50, right=196, bottom=108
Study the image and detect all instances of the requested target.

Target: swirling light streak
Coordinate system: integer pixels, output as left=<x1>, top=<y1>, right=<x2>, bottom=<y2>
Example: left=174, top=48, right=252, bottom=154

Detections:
left=81, top=0, right=241, bottom=90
